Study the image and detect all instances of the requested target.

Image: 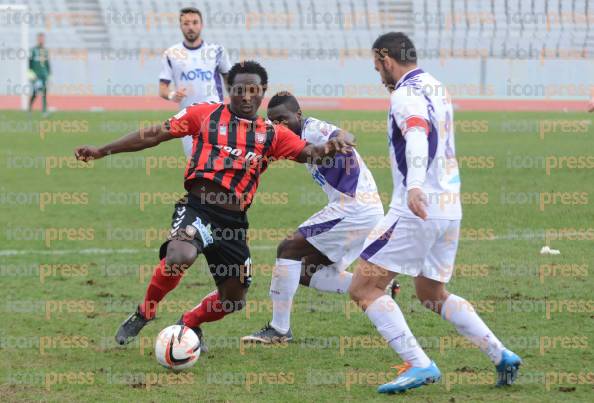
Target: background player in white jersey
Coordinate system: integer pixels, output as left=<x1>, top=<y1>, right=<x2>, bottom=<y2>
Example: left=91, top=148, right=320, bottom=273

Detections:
left=242, top=92, right=384, bottom=343
left=158, top=7, right=232, bottom=157
left=348, top=33, right=522, bottom=394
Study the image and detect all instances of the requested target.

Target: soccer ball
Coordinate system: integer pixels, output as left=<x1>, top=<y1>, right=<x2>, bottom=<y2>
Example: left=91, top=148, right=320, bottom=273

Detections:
left=154, top=325, right=201, bottom=371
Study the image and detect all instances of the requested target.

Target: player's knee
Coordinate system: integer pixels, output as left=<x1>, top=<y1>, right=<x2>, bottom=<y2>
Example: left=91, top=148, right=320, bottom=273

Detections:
left=276, top=238, right=295, bottom=258
left=165, top=242, right=197, bottom=268
left=348, top=281, right=366, bottom=302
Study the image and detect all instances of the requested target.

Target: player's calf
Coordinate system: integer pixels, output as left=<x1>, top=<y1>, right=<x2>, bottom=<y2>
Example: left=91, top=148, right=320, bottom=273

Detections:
left=218, top=276, right=249, bottom=312
left=182, top=278, right=248, bottom=329
left=115, top=241, right=199, bottom=345
left=414, top=276, right=450, bottom=314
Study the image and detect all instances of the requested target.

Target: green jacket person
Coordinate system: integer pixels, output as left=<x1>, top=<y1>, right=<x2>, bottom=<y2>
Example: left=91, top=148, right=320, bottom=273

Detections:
left=29, top=33, right=50, bottom=115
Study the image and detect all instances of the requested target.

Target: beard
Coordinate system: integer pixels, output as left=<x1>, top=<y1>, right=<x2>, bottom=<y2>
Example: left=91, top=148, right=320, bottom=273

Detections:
left=183, top=31, right=200, bottom=42
left=382, top=73, right=396, bottom=92
left=378, top=63, right=396, bottom=92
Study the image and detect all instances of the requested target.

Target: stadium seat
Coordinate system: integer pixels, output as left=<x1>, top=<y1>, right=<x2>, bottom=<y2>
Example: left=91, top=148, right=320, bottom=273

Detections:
left=5, top=0, right=588, bottom=62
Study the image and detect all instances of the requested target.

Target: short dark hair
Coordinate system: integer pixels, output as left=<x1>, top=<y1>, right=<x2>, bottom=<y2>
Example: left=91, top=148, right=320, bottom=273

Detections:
left=228, top=60, right=268, bottom=87
left=180, top=7, right=202, bottom=20
left=372, top=32, right=416, bottom=65
left=268, top=91, right=300, bottom=112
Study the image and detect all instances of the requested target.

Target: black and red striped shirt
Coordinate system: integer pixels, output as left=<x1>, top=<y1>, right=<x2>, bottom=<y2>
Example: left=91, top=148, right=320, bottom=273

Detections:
left=167, top=102, right=307, bottom=206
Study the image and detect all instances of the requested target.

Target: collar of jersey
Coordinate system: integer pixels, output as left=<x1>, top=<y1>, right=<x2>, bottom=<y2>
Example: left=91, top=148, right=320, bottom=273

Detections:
left=299, top=117, right=311, bottom=139
left=183, top=40, right=204, bottom=51
left=395, top=67, right=424, bottom=90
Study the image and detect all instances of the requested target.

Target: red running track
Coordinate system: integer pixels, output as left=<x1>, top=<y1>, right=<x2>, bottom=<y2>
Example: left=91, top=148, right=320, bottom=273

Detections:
left=1, top=95, right=590, bottom=112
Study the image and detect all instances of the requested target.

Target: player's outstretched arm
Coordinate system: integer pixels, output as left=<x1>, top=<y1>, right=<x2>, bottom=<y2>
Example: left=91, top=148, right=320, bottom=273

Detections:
left=74, top=124, right=174, bottom=162
left=295, top=131, right=356, bottom=164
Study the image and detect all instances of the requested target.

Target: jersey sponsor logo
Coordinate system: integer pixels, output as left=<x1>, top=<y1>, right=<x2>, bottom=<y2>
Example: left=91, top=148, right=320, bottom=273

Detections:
left=219, top=124, right=228, bottom=136
left=215, top=144, right=243, bottom=157
left=255, top=131, right=266, bottom=144
left=213, top=145, right=263, bottom=164
left=180, top=68, right=213, bottom=81
left=244, top=151, right=263, bottom=163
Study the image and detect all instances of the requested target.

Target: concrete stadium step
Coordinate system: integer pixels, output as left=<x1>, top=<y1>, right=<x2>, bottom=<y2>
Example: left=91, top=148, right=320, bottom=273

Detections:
left=65, top=0, right=110, bottom=50
left=378, top=0, right=414, bottom=33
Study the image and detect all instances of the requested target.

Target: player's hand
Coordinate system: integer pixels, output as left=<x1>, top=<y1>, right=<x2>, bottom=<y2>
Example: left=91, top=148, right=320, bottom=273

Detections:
left=325, top=136, right=355, bottom=155
left=171, top=88, right=187, bottom=102
left=27, top=69, right=37, bottom=81
left=408, top=187, right=428, bottom=220
left=74, top=146, right=105, bottom=162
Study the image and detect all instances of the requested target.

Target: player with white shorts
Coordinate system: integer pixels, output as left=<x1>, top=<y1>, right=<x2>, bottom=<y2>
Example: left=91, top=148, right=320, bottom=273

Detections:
left=158, top=7, right=232, bottom=157
left=349, top=32, right=522, bottom=394
left=242, top=92, right=384, bottom=343
left=361, top=211, right=460, bottom=283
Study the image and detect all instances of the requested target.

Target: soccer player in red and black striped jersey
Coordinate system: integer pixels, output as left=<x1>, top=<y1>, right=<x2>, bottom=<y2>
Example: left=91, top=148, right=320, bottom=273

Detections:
left=74, top=61, right=354, bottom=347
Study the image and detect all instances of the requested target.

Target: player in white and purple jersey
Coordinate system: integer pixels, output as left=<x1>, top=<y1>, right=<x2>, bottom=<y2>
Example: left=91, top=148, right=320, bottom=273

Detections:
left=158, top=7, right=232, bottom=157
left=348, top=32, right=522, bottom=394
left=242, top=92, right=385, bottom=343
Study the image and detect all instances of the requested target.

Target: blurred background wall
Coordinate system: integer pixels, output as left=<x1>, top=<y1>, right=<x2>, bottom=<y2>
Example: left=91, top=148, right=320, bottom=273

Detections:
left=1, top=0, right=593, bottom=106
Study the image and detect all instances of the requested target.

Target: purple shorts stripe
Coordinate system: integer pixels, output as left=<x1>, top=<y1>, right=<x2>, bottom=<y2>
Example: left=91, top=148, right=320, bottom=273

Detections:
left=298, top=217, right=343, bottom=239
left=360, top=218, right=400, bottom=260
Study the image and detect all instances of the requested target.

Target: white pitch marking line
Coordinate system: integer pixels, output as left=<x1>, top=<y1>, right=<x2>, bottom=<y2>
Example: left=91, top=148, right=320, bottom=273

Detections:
left=0, top=234, right=545, bottom=257
left=0, top=248, right=158, bottom=256
left=0, top=245, right=277, bottom=256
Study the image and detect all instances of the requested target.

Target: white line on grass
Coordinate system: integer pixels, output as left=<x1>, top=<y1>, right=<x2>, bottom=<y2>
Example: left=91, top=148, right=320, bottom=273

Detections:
left=0, top=233, right=545, bottom=257
left=0, top=245, right=277, bottom=256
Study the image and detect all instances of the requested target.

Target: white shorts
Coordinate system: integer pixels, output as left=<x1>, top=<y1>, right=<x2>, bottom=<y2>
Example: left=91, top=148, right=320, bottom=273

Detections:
left=298, top=204, right=383, bottom=272
left=360, top=209, right=460, bottom=283
left=182, top=136, right=193, bottom=158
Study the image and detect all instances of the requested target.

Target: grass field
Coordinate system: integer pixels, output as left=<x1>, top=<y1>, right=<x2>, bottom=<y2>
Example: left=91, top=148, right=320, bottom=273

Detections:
left=1, top=109, right=593, bottom=402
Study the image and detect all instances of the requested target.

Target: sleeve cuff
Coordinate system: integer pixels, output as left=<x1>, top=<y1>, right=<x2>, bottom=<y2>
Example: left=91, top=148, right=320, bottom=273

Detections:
left=406, top=184, right=423, bottom=191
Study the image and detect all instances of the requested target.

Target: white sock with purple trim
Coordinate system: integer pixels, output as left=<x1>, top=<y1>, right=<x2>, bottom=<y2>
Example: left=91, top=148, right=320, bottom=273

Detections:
left=270, top=258, right=301, bottom=333
left=441, top=294, right=505, bottom=364
left=365, top=295, right=431, bottom=368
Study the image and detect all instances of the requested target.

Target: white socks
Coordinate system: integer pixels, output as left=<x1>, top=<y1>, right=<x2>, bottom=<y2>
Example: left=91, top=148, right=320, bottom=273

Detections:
left=310, top=267, right=353, bottom=294
left=441, top=294, right=505, bottom=364
left=270, top=258, right=301, bottom=333
left=366, top=295, right=432, bottom=368
left=271, top=262, right=354, bottom=332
